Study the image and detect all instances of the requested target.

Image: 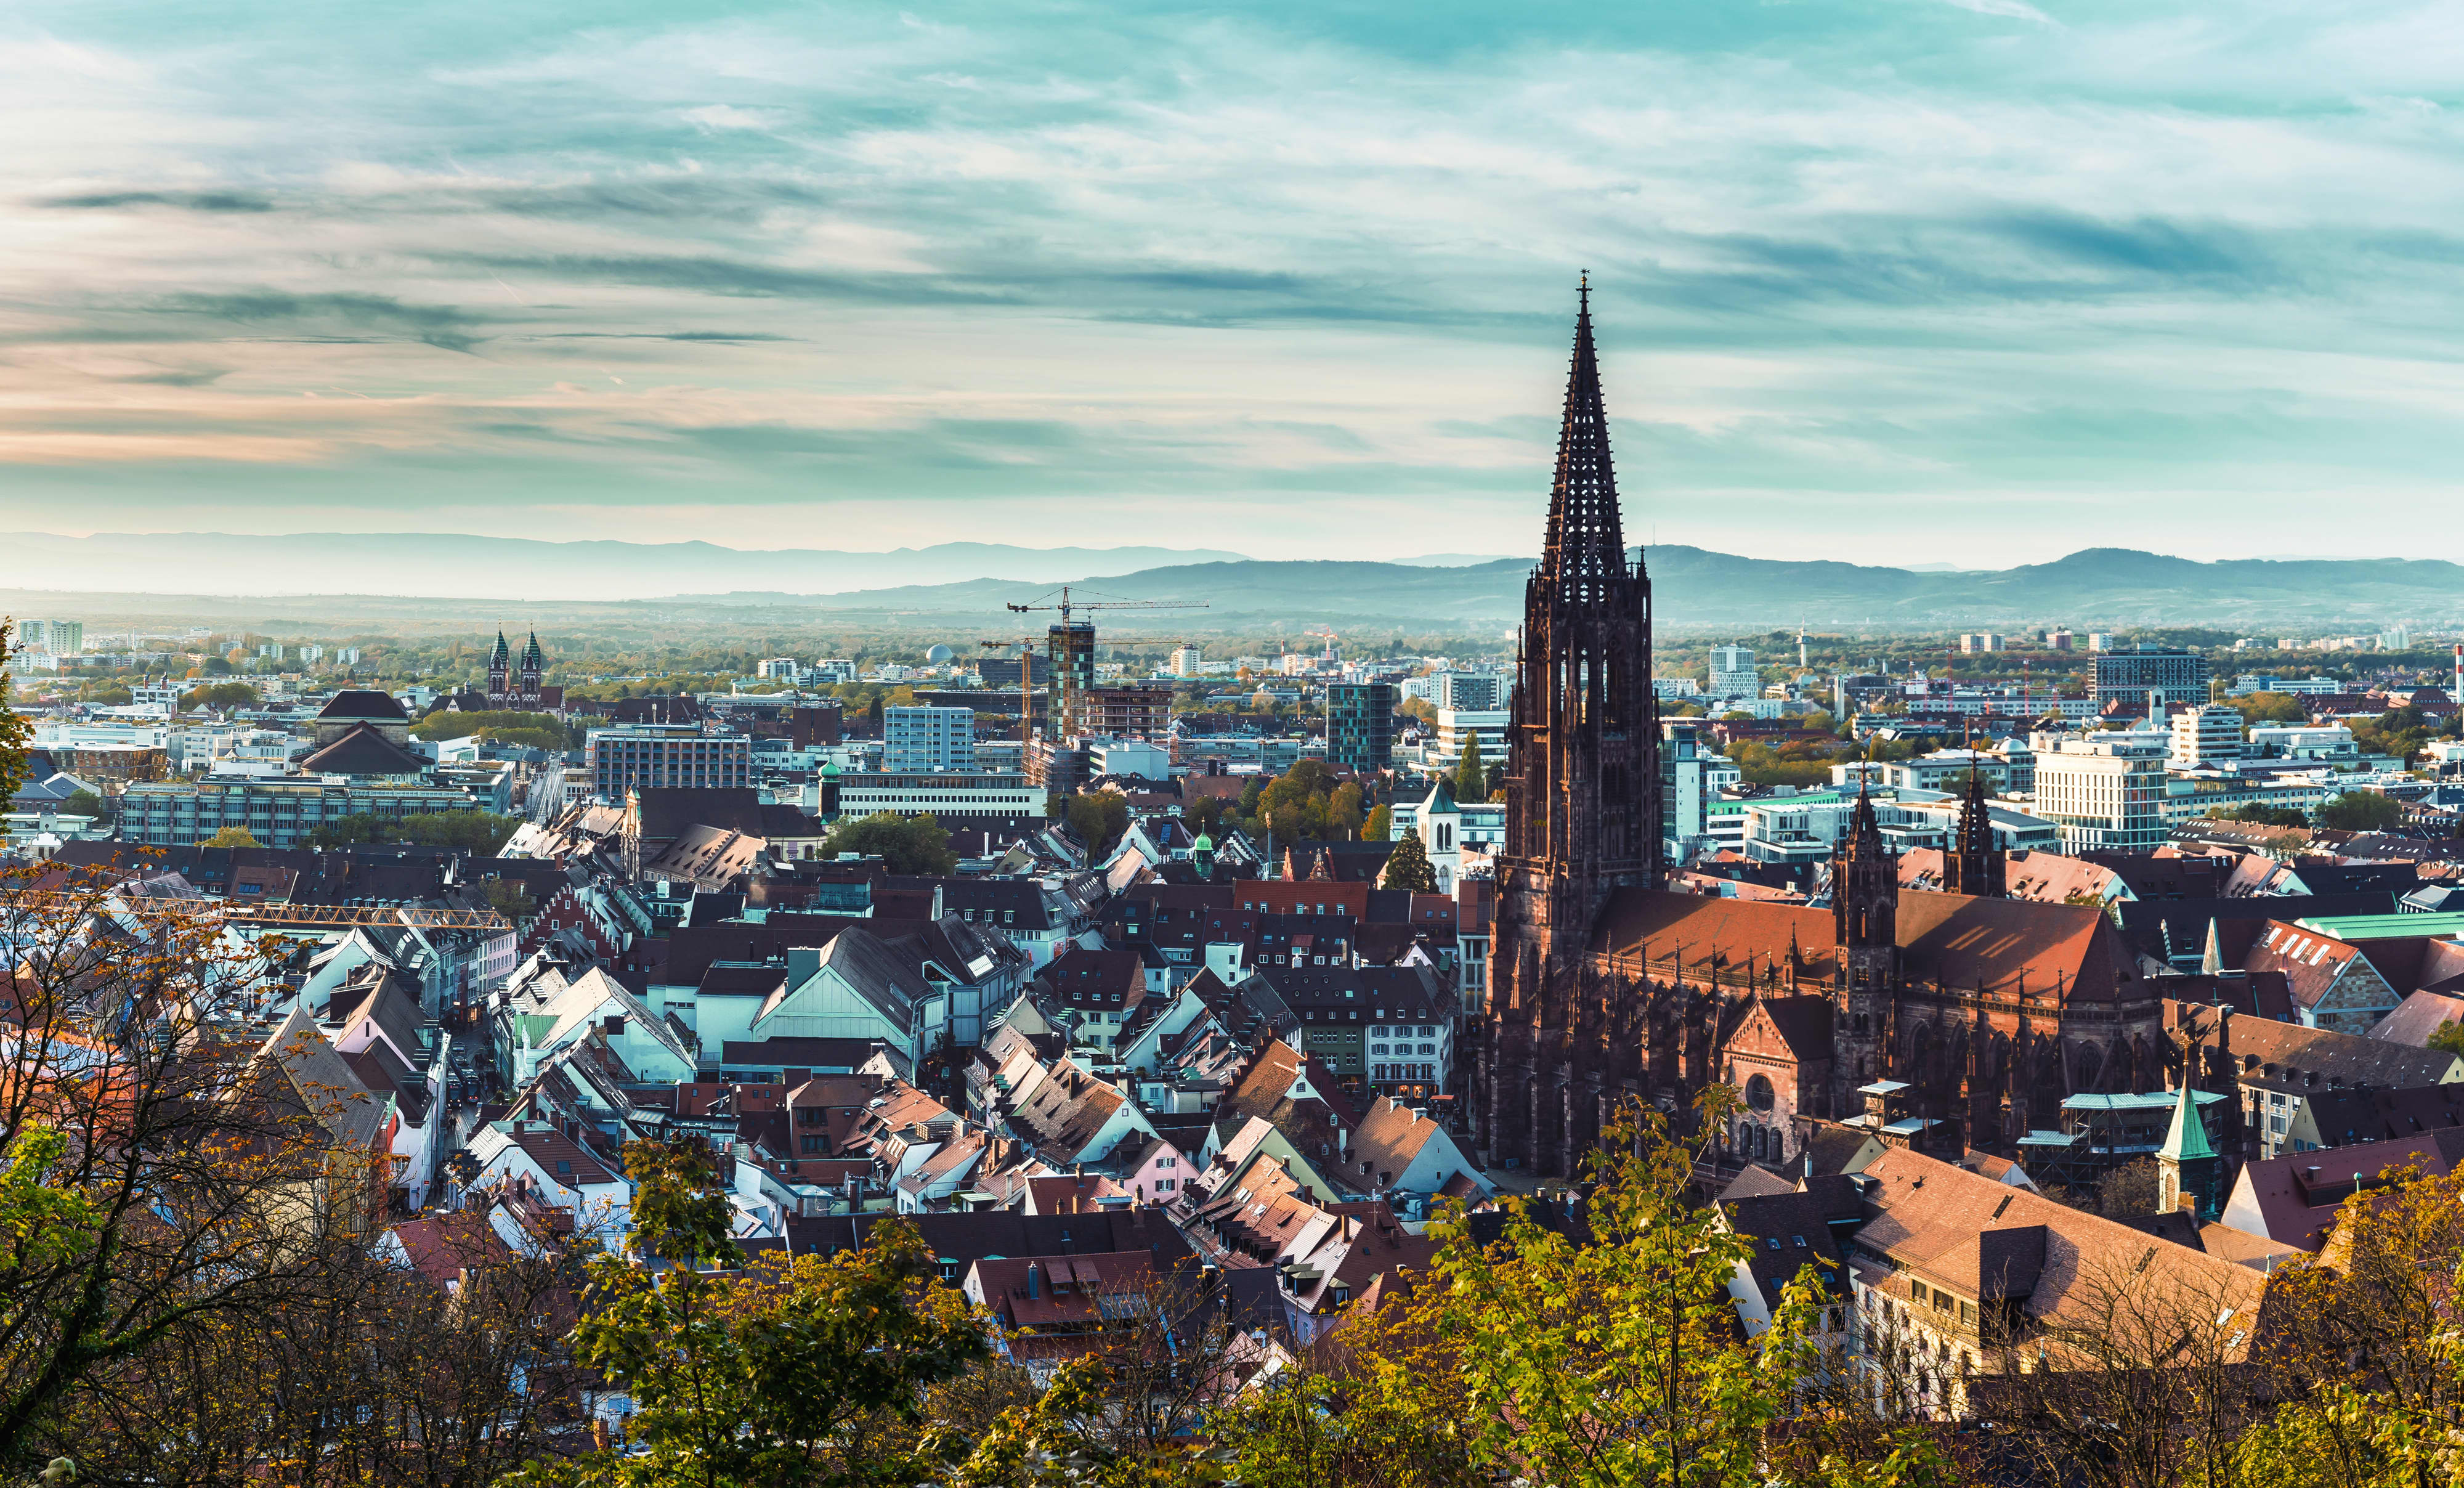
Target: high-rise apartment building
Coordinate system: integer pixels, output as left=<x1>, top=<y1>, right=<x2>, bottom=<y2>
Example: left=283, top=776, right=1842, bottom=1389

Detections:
left=2170, top=704, right=2244, bottom=768
left=15, top=620, right=83, bottom=656
left=1170, top=644, right=1204, bottom=678
left=1708, top=645, right=1757, bottom=697
left=883, top=705, right=976, bottom=771
left=2093, top=646, right=2211, bottom=710
left=1324, top=682, right=1395, bottom=773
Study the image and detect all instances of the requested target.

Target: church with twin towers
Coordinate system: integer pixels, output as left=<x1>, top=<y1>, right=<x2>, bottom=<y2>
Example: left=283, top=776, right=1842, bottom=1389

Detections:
left=1475, top=283, right=2190, bottom=1178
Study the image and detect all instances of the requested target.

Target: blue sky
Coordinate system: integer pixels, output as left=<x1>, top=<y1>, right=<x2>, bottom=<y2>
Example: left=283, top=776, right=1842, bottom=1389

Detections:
left=2, top=1, right=2459, bottom=567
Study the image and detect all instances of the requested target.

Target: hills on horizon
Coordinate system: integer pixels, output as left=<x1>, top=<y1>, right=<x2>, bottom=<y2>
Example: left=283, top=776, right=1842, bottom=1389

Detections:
left=4, top=532, right=2462, bottom=633
left=5, top=532, right=1264, bottom=602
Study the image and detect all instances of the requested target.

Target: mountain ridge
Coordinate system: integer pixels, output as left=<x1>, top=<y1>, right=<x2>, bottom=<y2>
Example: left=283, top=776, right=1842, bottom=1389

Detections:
left=5, top=536, right=2460, bottom=630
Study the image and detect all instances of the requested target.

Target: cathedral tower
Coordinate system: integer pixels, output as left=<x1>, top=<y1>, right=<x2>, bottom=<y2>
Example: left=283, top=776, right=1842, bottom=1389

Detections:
left=1829, top=784, right=1898, bottom=1112
left=1945, top=765, right=2006, bottom=898
left=1480, top=280, right=1662, bottom=1174
left=487, top=628, right=511, bottom=705
left=518, top=628, right=546, bottom=703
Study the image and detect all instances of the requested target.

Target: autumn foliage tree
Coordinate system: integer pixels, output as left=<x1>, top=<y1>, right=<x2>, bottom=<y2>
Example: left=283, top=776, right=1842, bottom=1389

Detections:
left=508, top=1140, right=986, bottom=1488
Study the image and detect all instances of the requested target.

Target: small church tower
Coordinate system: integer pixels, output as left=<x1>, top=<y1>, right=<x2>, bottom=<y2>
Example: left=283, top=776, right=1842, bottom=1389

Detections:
left=2156, top=1076, right=2223, bottom=1222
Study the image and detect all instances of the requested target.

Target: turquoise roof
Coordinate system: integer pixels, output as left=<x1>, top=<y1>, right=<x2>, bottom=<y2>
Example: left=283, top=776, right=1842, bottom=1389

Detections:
left=2159, top=1079, right=2218, bottom=1163
left=2293, top=912, right=2464, bottom=942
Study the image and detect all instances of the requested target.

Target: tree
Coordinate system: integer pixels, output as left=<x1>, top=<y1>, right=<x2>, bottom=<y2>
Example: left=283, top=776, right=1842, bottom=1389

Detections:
left=2239, top=691, right=2310, bottom=726
left=1453, top=730, right=1487, bottom=802
left=1424, top=1098, right=1948, bottom=1488
left=2218, top=803, right=2309, bottom=828
left=1380, top=831, right=1438, bottom=893
left=2316, top=791, right=2402, bottom=832
left=1363, top=803, right=1393, bottom=842
left=817, top=811, right=958, bottom=874
left=508, top=1141, right=986, bottom=1488
left=1066, top=792, right=1130, bottom=858
left=2427, top=1018, right=2464, bottom=1057
left=306, top=810, right=521, bottom=854
left=0, top=630, right=30, bottom=803
left=0, top=868, right=378, bottom=1473
left=177, top=681, right=261, bottom=712
left=410, top=708, right=574, bottom=751
left=201, top=826, right=261, bottom=848
left=480, top=878, right=538, bottom=920
left=60, top=790, right=104, bottom=823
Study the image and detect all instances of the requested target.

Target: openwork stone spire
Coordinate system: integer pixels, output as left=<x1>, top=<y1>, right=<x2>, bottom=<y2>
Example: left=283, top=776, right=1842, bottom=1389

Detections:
left=1540, top=275, right=1628, bottom=606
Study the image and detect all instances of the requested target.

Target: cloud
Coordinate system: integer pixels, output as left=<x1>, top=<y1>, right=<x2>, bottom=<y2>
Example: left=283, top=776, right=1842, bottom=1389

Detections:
left=1937, top=0, right=2058, bottom=25
left=2, top=2, right=2462, bottom=565
left=42, top=189, right=277, bottom=212
left=146, top=293, right=493, bottom=353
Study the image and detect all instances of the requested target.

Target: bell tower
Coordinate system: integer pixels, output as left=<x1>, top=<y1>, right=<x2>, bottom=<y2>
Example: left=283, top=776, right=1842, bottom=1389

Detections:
left=486, top=628, right=511, bottom=705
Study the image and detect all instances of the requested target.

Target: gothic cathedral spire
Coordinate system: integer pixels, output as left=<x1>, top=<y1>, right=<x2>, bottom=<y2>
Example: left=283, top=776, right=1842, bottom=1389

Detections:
left=1946, top=764, right=2007, bottom=898
left=1480, top=280, right=1663, bottom=1177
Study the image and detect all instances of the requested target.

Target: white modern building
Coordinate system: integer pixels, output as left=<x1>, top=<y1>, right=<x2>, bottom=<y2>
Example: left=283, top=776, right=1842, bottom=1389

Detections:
left=829, top=771, right=1042, bottom=821
left=1708, top=645, right=1757, bottom=698
left=2030, top=733, right=2168, bottom=852
left=2170, top=704, right=2244, bottom=768
left=883, top=705, right=976, bottom=773
left=1425, top=709, right=1507, bottom=779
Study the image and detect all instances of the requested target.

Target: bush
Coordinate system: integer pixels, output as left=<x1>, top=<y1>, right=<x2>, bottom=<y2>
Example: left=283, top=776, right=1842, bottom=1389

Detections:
left=306, top=810, right=521, bottom=854
left=817, top=811, right=958, bottom=874
left=2314, top=791, right=2402, bottom=833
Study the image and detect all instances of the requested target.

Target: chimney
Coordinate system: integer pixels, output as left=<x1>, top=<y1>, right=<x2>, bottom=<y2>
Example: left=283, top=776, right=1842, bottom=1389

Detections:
left=1026, top=1262, right=1041, bottom=1298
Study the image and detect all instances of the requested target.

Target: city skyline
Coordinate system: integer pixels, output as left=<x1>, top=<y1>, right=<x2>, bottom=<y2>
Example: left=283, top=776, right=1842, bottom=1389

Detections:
left=4, top=2, right=2458, bottom=566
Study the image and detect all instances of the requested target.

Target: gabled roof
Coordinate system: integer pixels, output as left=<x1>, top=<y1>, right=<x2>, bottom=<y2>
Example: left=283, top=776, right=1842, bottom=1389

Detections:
left=540, top=967, right=695, bottom=1069
left=2223, top=1126, right=2464, bottom=1250
left=1589, top=887, right=2144, bottom=1001
left=1008, top=1058, right=1133, bottom=1164
left=317, top=689, right=409, bottom=723
left=251, top=1005, right=388, bottom=1150
left=299, top=722, right=429, bottom=778
left=2296, top=1084, right=2464, bottom=1149
left=1857, top=1150, right=2268, bottom=1357
left=1343, top=1097, right=1452, bottom=1188
left=1717, top=1189, right=1850, bottom=1307
left=509, top=1128, right=622, bottom=1188
left=764, top=927, right=933, bottom=1033
left=2369, top=988, right=2464, bottom=1047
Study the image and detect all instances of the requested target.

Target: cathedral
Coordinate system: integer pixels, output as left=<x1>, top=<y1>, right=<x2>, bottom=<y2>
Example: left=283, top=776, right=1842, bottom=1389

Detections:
left=484, top=628, right=562, bottom=710
left=1475, top=288, right=2173, bottom=1178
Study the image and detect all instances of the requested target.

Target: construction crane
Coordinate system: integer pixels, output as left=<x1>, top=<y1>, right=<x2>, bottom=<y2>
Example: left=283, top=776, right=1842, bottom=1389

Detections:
left=978, top=637, right=1046, bottom=746
left=11, top=892, right=511, bottom=933
left=1003, top=586, right=1208, bottom=741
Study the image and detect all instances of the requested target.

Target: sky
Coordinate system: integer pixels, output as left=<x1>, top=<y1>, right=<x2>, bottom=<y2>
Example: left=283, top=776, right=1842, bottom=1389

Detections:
left=2, top=1, right=2461, bottom=571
